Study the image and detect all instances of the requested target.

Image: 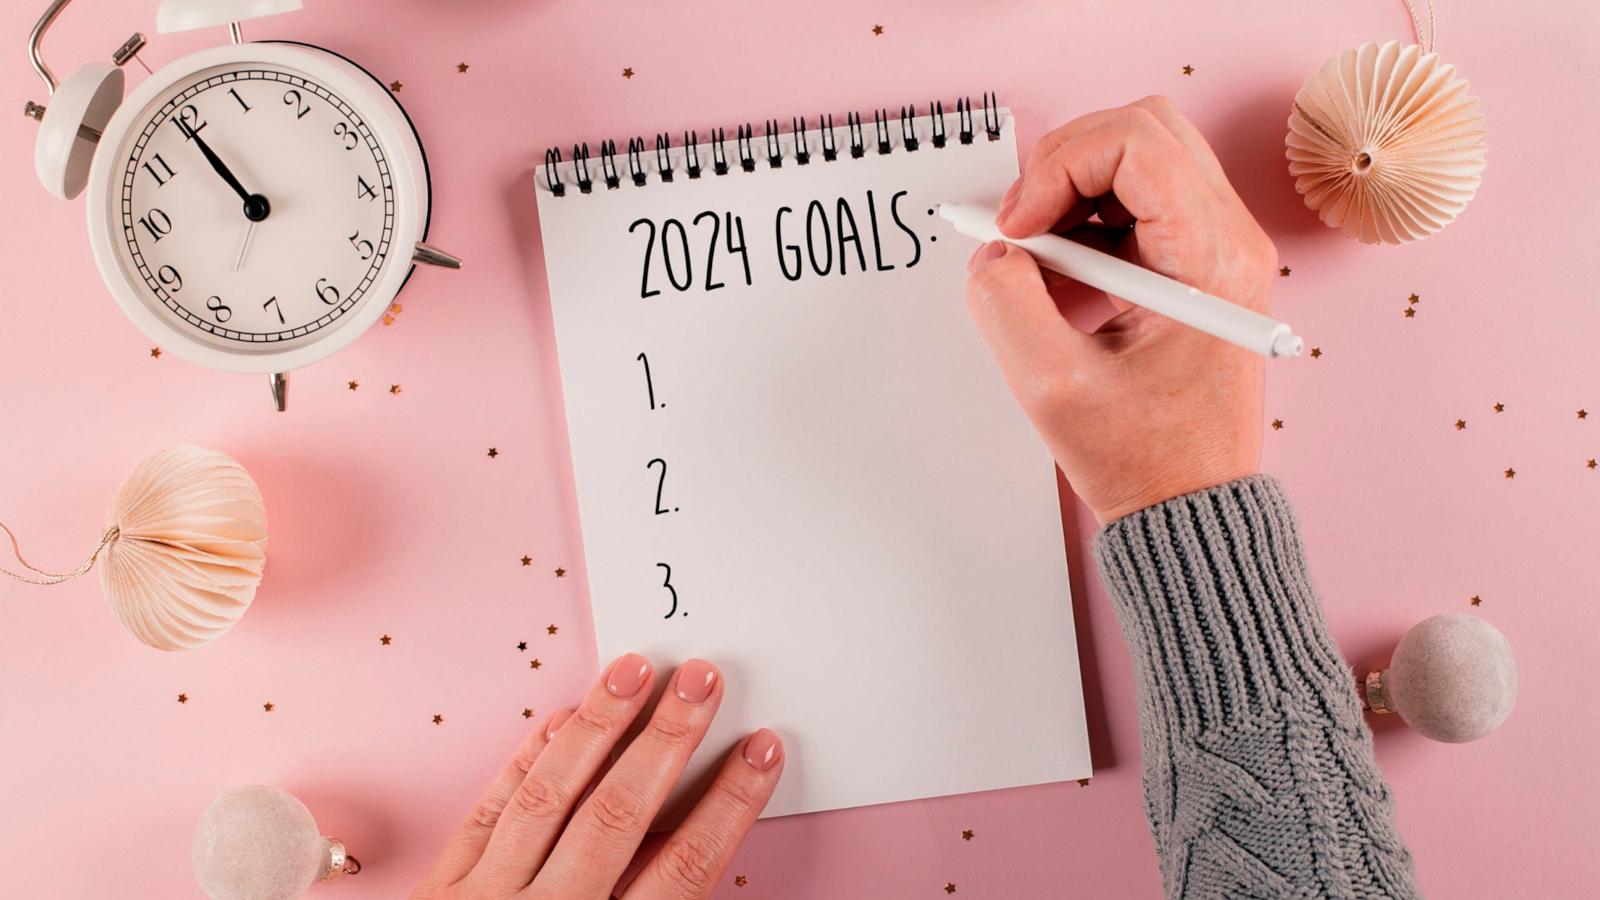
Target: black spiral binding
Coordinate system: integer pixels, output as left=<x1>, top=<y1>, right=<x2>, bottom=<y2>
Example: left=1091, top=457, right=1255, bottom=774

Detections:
left=541, top=95, right=999, bottom=196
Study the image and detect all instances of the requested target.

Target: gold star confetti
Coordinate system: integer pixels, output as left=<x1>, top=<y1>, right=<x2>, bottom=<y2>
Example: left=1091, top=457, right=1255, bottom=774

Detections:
left=457, top=62, right=469, bottom=74
left=1455, top=419, right=1467, bottom=430
left=622, top=67, right=634, bottom=79
left=1494, top=402, right=1505, bottom=413
left=1077, top=778, right=1090, bottom=787
left=1403, top=307, right=1416, bottom=318
left=517, top=641, right=527, bottom=651
left=1279, top=266, right=1291, bottom=277
left=555, top=567, right=567, bottom=578
left=488, top=448, right=499, bottom=458
left=149, top=347, right=161, bottom=358
left=521, top=555, right=532, bottom=566
left=1408, top=293, right=1420, bottom=304
left=961, top=829, right=974, bottom=841
left=382, top=315, right=395, bottom=326
left=872, top=24, right=884, bottom=35
left=1588, top=459, right=1597, bottom=470
left=263, top=702, right=275, bottom=712
left=1181, top=64, right=1194, bottom=75
left=389, top=384, right=402, bottom=395
left=523, top=708, right=535, bottom=719
left=547, top=624, right=559, bottom=635
left=1580, top=409, right=1589, bottom=420
left=1271, top=419, right=1284, bottom=431
left=944, top=884, right=957, bottom=895
left=530, top=659, right=542, bottom=670
left=1470, top=595, right=1482, bottom=606
left=348, top=380, right=359, bottom=390
left=433, top=714, right=444, bottom=725
left=380, top=634, right=391, bottom=645
left=1309, top=347, right=1322, bottom=359
left=177, top=693, right=188, bottom=704
left=389, top=81, right=402, bottom=92
left=391, top=303, right=403, bottom=315
left=1504, top=467, right=1516, bottom=479
left=734, top=875, right=748, bottom=887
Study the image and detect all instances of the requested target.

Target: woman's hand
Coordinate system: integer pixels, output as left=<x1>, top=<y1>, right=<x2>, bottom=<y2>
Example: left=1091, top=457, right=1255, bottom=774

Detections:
left=964, top=96, right=1278, bottom=523
left=412, top=654, right=783, bottom=899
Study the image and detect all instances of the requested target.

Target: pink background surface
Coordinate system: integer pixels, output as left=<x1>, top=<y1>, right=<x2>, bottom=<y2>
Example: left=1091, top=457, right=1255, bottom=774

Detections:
left=2, top=1, right=1596, bottom=897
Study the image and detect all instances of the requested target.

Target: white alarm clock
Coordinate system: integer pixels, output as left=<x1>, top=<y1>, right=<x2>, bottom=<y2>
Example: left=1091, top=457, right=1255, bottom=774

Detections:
left=24, top=0, right=459, bottom=410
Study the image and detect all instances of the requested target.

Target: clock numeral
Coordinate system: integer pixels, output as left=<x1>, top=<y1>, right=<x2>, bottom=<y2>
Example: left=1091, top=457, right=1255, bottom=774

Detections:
left=142, top=153, right=176, bottom=188
left=205, top=295, right=233, bottom=323
left=315, top=278, right=341, bottom=305
left=263, top=296, right=285, bottom=325
left=228, top=88, right=252, bottom=113
left=333, top=121, right=359, bottom=151
left=174, top=105, right=207, bottom=139
left=138, top=208, right=173, bottom=242
left=156, top=265, right=183, bottom=292
left=357, top=175, right=378, bottom=202
left=283, top=89, right=310, bottom=120
left=347, top=231, right=375, bottom=261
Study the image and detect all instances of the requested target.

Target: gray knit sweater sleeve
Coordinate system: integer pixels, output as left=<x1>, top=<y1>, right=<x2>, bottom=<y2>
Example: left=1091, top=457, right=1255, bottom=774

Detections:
left=1093, top=475, right=1419, bottom=899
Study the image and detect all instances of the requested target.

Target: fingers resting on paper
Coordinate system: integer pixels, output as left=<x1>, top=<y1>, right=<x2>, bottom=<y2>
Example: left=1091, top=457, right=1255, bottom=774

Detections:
left=413, top=653, right=783, bottom=900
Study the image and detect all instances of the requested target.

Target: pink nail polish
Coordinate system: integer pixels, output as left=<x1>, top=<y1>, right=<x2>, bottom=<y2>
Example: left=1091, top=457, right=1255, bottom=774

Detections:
left=996, top=179, right=1023, bottom=225
left=545, top=709, right=573, bottom=740
left=674, top=659, right=718, bottom=704
left=968, top=241, right=1006, bottom=274
left=742, top=728, right=782, bottom=771
left=605, top=653, right=651, bottom=698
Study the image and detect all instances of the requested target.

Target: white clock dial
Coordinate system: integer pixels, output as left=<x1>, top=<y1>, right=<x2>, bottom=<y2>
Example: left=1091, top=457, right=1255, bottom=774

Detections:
left=110, top=63, right=394, bottom=349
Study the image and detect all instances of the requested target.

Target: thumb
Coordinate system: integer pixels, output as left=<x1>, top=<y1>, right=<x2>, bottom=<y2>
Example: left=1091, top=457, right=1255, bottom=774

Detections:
left=963, top=242, right=1094, bottom=400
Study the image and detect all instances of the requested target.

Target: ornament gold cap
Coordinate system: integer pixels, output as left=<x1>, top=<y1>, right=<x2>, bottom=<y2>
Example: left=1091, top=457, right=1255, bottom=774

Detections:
left=1363, top=669, right=1393, bottom=714
left=321, top=838, right=360, bottom=880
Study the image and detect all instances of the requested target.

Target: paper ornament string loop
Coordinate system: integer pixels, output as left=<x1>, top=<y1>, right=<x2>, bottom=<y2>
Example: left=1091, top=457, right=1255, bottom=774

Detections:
left=1, top=446, right=267, bottom=650
left=0, top=521, right=119, bottom=585
left=1403, top=0, right=1437, bottom=53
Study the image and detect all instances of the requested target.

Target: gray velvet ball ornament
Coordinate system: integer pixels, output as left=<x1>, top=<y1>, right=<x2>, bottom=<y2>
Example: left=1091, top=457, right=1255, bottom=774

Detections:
left=192, top=785, right=359, bottom=900
left=1364, top=613, right=1518, bottom=742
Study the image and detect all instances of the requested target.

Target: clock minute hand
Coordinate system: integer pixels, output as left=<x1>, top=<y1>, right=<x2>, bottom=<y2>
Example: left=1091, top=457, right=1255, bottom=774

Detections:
left=178, top=119, right=270, bottom=222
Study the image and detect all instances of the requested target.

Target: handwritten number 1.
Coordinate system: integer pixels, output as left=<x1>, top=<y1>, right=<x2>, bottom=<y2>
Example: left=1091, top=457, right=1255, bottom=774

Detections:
left=657, top=563, right=679, bottom=618
left=636, top=352, right=658, bottom=409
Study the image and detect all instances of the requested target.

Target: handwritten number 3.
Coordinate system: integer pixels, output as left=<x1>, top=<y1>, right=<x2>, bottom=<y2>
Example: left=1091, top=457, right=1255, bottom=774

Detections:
left=657, top=563, right=679, bottom=618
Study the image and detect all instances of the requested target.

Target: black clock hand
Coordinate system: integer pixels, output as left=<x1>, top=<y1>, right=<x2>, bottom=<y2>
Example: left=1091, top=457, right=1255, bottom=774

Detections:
left=177, top=119, right=270, bottom=222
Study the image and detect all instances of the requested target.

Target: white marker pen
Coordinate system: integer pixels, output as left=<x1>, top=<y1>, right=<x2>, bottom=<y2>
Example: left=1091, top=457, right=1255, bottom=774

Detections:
left=938, top=203, right=1304, bottom=359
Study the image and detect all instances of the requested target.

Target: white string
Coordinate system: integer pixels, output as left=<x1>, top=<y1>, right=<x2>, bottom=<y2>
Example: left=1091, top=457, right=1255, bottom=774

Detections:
left=1403, top=0, right=1437, bottom=53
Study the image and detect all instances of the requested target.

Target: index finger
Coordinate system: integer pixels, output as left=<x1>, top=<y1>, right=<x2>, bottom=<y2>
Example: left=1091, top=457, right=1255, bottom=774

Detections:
left=999, top=107, right=1204, bottom=240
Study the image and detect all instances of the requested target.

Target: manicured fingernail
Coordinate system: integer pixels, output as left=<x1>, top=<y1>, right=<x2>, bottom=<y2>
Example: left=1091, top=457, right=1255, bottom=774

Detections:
left=968, top=241, right=1007, bottom=274
left=546, top=709, right=573, bottom=739
left=605, top=652, right=651, bottom=698
left=743, top=728, right=783, bottom=771
left=996, top=179, right=1022, bottom=225
left=674, top=659, right=718, bottom=704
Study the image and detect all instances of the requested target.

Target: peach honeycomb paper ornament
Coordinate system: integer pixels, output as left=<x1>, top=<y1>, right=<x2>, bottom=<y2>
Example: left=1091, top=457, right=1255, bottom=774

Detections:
left=99, top=446, right=267, bottom=650
left=1286, top=40, right=1486, bottom=244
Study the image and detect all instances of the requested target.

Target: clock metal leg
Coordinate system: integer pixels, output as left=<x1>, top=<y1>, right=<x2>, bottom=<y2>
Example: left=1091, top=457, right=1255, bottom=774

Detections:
left=269, top=372, right=289, bottom=412
left=412, top=242, right=462, bottom=270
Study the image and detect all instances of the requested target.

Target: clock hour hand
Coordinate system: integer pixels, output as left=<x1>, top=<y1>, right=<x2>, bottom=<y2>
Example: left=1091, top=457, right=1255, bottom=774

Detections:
left=176, top=119, right=270, bottom=222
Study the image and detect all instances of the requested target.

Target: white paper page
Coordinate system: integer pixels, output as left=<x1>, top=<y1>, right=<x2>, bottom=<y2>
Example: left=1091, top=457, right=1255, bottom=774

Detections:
left=534, top=110, right=1091, bottom=819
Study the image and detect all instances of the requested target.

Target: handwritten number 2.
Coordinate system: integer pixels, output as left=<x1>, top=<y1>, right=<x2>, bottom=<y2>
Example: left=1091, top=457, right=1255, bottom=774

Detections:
left=657, top=563, right=679, bottom=618
left=629, top=218, right=659, bottom=298
left=647, top=458, right=675, bottom=515
left=636, top=352, right=658, bottom=409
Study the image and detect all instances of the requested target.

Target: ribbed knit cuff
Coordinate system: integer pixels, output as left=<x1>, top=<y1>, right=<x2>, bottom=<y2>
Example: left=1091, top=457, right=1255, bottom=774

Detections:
left=1094, top=475, right=1353, bottom=737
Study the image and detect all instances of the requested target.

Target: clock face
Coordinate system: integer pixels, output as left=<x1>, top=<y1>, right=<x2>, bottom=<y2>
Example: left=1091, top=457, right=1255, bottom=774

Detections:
left=108, top=62, right=396, bottom=350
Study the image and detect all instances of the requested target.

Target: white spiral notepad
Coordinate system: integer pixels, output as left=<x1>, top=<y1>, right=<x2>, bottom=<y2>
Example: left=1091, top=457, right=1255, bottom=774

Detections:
left=534, top=100, right=1091, bottom=819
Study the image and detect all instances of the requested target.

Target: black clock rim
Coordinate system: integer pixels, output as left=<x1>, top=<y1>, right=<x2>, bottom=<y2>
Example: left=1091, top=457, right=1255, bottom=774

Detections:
left=264, top=40, right=433, bottom=296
